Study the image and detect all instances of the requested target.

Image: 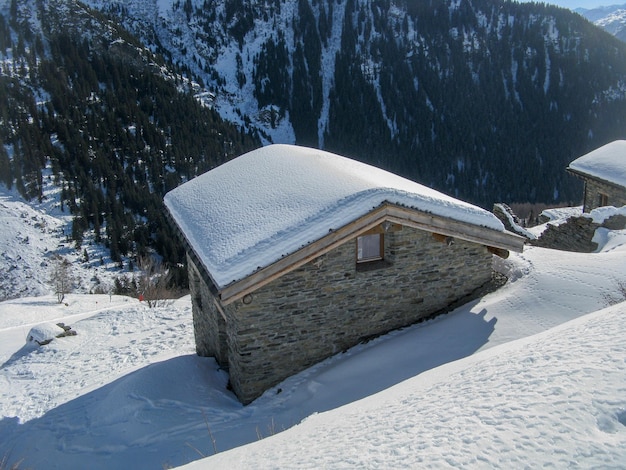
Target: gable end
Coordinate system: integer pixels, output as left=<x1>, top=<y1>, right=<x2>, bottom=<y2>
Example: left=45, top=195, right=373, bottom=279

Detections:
left=218, top=203, right=524, bottom=305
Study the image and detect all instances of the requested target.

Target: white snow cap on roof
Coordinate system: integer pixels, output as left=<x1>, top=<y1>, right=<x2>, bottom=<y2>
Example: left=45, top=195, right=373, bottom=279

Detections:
left=164, top=144, right=505, bottom=288
left=568, top=140, right=626, bottom=188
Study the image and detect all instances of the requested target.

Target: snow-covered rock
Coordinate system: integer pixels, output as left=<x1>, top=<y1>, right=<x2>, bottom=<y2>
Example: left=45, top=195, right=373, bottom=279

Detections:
left=26, top=322, right=67, bottom=346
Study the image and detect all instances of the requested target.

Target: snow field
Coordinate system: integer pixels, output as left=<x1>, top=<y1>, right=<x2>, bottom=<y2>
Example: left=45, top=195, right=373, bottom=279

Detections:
left=192, top=302, right=626, bottom=469
left=0, top=209, right=625, bottom=469
left=0, top=296, right=195, bottom=423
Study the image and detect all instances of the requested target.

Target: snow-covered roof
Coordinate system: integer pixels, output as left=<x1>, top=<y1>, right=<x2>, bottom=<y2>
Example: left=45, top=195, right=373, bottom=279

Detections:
left=164, top=144, right=506, bottom=289
left=568, top=140, right=626, bottom=188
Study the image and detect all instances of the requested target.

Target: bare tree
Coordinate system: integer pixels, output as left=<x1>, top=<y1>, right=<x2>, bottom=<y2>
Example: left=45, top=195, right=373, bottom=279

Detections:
left=50, top=256, right=73, bottom=304
left=136, top=255, right=175, bottom=308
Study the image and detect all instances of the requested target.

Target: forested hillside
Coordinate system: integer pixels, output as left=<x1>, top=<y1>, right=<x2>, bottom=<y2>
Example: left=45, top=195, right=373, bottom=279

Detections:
left=0, top=0, right=259, bottom=277
left=89, top=0, right=626, bottom=206
left=3, top=0, right=626, bottom=278
left=325, top=0, right=626, bottom=204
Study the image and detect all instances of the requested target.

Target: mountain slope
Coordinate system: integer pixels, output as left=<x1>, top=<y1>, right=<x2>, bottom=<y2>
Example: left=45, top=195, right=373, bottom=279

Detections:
left=587, top=5, right=626, bottom=42
left=185, top=303, right=626, bottom=469
left=577, top=4, right=626, bottom=42
left=3, top=0, right=626, bottom=272
left=87, top=0, right=626, bottom=206
left=0, top=0, right=260, bottom=270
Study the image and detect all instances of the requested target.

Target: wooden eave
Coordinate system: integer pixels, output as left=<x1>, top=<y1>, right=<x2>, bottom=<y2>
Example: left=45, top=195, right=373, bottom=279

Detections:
left=217, top=202, right=525, bottom=306
left=566, top=167, right=626, bottom=191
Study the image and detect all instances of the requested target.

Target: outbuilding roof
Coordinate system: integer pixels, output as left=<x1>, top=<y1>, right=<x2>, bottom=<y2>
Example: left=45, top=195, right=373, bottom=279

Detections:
left=567, top=140, right=626, bottom=188
left=164, top=144, right=520, bottom=291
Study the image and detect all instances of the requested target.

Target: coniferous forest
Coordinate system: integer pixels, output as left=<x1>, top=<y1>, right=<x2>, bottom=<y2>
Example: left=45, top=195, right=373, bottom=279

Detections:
left=99, top=0, right=626, bottom=207
left=324, top=0, right=626, bottom=204
left=0, top=5, right=259, bottom=283
left=2, top=0, right=626, bottom=284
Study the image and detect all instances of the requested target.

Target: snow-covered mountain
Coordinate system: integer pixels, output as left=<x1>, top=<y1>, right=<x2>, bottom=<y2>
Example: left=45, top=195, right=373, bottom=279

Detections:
left=577, top=3, right=626, bottom=42
left=0, top=0, right=260, bottom=267
left=3, top=0, right=626, bottom=277
left=72, top=0, right=626, bottom=205
left=2, top=0, right=626, bottom=274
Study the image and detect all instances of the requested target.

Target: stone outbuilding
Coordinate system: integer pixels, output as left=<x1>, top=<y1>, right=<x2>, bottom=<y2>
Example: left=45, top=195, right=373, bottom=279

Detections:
left=164, top=144, right=525, bottom=404
left=567, top=140, right=626, bottom=213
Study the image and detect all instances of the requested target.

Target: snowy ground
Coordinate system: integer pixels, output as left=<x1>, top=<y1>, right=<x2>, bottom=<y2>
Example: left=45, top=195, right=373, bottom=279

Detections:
left=189, top=303, right=626, bottom=469
left=1, top=211, right=626, bottom=468
left=0, top=178, right=136, bottom=301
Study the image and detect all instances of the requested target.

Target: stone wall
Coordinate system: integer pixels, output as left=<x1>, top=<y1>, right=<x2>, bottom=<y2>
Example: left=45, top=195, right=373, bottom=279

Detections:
left=202, top=225, right=494, bottom=404
left=583, top=178, right=626, bottom=213
left=187, top=254, right=228, bottom=366
left=493, top=203, right=535, bottom=239
left=531, top=214, right=626, bottom=252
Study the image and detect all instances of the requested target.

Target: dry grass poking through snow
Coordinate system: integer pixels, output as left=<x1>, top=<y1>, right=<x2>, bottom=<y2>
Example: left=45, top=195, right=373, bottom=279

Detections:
left=603, top=279, right=626, bottom=306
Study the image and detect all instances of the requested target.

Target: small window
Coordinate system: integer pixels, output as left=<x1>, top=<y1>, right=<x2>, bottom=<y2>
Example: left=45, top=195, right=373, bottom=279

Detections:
left=598, top=193, right=609, bottom=207
left=357, top=233, right=383, bottom=263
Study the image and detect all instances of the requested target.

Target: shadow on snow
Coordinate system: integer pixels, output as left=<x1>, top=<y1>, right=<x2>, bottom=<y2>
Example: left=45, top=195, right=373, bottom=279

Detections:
left=0, top=304, right=496, bottom=469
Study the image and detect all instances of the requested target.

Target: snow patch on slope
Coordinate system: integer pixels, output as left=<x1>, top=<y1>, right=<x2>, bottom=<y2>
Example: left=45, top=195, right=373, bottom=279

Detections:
left=185, top=301, right=626, bottom=469
left=0, top=175, right=138, bottom=301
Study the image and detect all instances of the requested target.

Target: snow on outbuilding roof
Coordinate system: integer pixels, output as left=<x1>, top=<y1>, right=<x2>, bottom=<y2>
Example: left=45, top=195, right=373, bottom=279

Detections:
left=568, top=140, right=626, bottom=188
left=164, top=144, right=506, bottom=289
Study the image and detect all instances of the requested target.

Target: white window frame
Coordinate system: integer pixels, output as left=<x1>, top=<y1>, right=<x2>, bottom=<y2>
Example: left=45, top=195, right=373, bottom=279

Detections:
left=356, top=233, right=384, bottom=263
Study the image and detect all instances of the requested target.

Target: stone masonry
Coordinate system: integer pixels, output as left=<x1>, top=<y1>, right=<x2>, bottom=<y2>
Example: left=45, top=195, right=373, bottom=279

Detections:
left=582, top=178, right=626, bottom=213
left=530, top=213, right=626, bottom=252
left=188, top=254, right=229, bottom=366
left=189, top=224, right=494, bottom=404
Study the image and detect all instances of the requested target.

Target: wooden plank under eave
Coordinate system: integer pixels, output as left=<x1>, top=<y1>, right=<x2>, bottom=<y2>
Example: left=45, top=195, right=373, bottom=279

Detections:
left=488, top=246, right=510, bottom=259
left=384, top=206, right=526, bottom=252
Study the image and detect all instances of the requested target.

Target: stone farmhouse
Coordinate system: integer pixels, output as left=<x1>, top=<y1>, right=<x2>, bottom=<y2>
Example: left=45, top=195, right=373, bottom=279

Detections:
left=164, top=144, right=525, bottom=404
left=567, top=140, right=626, bottom=213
